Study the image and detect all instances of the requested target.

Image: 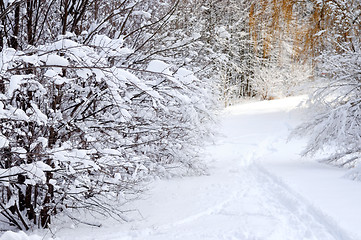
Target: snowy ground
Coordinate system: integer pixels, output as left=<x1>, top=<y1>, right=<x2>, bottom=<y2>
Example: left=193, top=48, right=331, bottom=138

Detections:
left=2, top=95, right=361, bottom=240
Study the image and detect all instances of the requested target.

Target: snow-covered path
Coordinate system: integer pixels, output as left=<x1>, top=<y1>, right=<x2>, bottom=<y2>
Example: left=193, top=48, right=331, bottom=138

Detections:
left=114, top=165, right=351, bottom=240
left=3, top=96, right=361, bottom=240
left=103, top=95, right=353, bottom=240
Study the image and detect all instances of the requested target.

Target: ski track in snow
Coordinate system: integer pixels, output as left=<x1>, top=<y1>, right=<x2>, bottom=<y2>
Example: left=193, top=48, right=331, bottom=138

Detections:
left=6, top=96, right=358, bottom=240
left=112, top=166, right=353, bottom=240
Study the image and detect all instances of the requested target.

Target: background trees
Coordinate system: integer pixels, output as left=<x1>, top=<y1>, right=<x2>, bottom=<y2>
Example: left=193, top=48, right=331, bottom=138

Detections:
left=208, top=0, right=256, bottom=105
left=247, top=0, right=315, bottom=100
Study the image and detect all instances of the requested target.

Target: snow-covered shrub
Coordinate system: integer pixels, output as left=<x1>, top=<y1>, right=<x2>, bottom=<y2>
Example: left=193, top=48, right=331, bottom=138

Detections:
left=293, top=41, right=361, bottom=169
left=0, top=35, right=150, bottom=229
left=0, top=0, right=215, bottom=230
left=122, top=0, right=218, bottom=155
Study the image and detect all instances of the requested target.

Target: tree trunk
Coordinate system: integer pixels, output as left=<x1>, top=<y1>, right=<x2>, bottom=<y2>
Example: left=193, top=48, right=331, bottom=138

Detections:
left=62, top=0, right=69, bottom=35
left=40, top=168, right=53, bottom=228
left=27, top=0, right=34, bottom=45
left=10, top=3, right=20, bottom=49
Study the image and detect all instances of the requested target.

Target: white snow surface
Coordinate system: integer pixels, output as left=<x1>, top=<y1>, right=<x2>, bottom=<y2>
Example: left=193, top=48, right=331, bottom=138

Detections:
left=3, top=95, right=361, bottom=240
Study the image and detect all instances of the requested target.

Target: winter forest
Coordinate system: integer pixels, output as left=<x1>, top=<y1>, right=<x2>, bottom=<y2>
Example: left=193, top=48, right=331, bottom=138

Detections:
left=0, top=0, right=361, bottom=238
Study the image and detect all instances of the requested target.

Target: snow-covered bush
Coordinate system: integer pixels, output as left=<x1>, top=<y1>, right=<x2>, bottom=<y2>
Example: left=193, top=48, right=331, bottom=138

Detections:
left=0, top=0, right=215, bottom=230
left=293, top=41, right=361, bottom=169
left=0, top=35, right=150, bottom=229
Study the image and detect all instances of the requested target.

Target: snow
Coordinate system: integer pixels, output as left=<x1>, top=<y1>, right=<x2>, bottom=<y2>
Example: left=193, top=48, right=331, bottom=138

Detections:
left=8, top=75, right=29, bottom=96
left=52, top=39, right=79, bottom=50
left=44, top=69, right=59, bottom=78
left=3, top=95, right=361, bottom=240
left=3, top=0, right=15, bottom=6
left=315, top=30, right=327, bottom=36
left=216, top=26, right=231, bottom=39
left=116, top=68, right=163, bottom=99
left=121, top=109, right=132, bottom=119
left=22, top=55, right=39, bottom=65
left=146, top=60, right=172, bottom=75
left=0, top=134, right=9, bottom=148
left=0, top=161, right=52, bottom=185
left=174, top=68, right=197, bottom=85
left=90, top=34, right=132, bottom=56
left=132, top=11, right=152, bottom=19
left=45, top=54, right=69, bottom=66
left=0, top=231, right=55, bottom=240
left=12, top=108, right=30, bottom=121
left=1, top=231, right=37, bottom=240
left=30, top=103, right=48, bottom=124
